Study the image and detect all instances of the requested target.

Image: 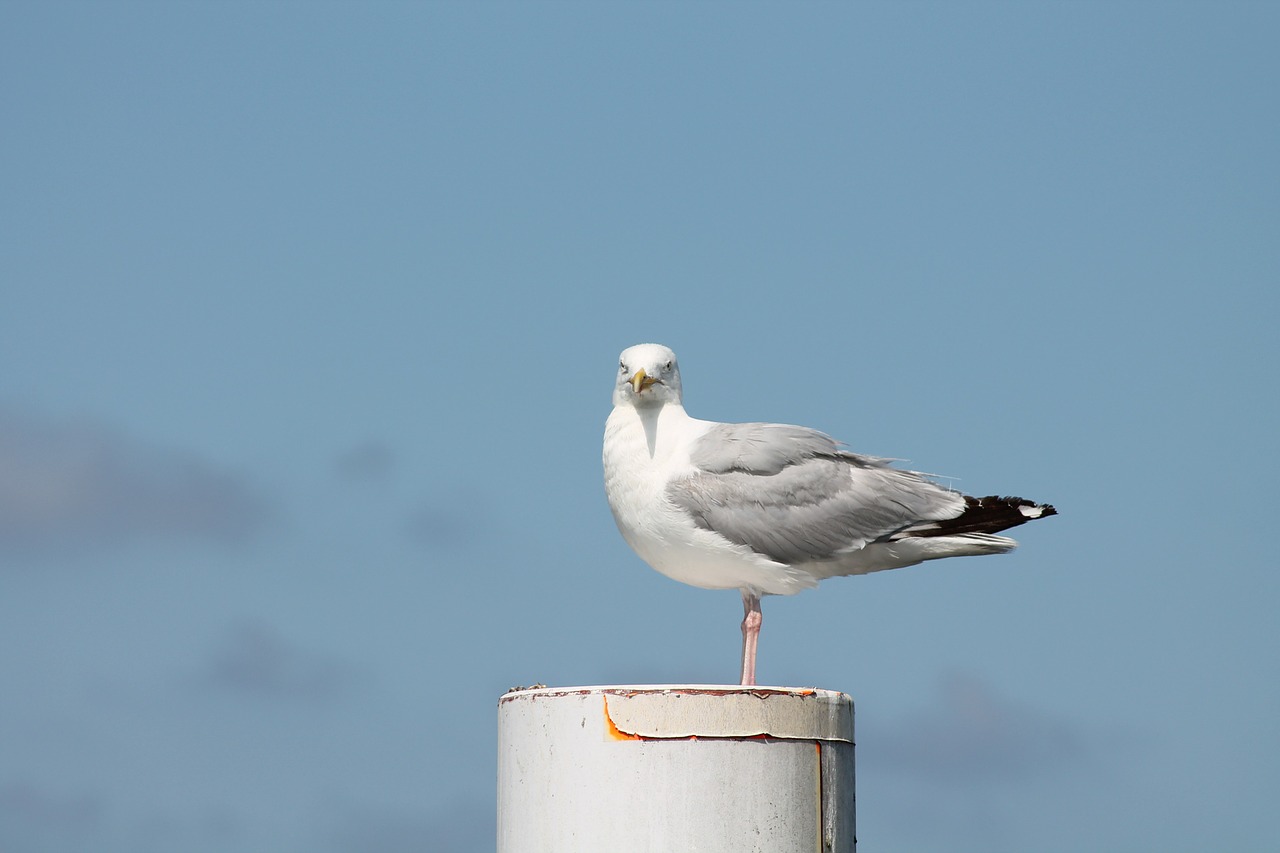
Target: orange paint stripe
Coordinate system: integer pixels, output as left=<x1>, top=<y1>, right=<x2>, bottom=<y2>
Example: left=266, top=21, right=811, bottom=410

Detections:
left=602, top=695, right=643, bottom=741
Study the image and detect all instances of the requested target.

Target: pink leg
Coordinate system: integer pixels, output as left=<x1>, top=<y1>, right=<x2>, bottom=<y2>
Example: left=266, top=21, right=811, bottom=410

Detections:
left=739, top=590, right=762, bottom=686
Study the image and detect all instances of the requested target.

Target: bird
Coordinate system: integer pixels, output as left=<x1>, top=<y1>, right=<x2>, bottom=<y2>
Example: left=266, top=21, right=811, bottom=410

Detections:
left=602, top=343, right=1055, bottom=686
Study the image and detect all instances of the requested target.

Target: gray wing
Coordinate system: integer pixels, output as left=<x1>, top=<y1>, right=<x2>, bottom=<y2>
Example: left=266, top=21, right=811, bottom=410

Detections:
left=670, top=422, right=965, bottom=564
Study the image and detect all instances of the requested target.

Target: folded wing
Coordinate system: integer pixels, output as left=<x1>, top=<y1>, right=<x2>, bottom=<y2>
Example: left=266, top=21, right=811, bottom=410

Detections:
left=669, top=422, right=968, bottom=565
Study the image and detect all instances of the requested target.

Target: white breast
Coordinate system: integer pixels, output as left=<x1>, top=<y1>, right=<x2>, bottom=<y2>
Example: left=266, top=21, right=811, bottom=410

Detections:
left=602, top=404, right=817, bottom=595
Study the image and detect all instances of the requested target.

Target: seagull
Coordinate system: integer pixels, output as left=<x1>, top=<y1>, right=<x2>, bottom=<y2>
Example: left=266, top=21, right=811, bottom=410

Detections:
left=602, top=343, right=1056, bottom=686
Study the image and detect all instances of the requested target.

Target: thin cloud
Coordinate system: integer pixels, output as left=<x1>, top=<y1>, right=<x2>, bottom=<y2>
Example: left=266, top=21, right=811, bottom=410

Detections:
left=333, top=440, right=396, bottom=485
left=0, top=408, right=271, bottom=554
left=863, top=672, right=1087, bottom=784
left=0, top=782, right=244, bottom=852
left=402, top=495, right=485, bottom=550
left=204, top=620, right=367, bottom=703
left=320, top=799, right=493, bottom=853
left=0, top=782, right=102, bottom=849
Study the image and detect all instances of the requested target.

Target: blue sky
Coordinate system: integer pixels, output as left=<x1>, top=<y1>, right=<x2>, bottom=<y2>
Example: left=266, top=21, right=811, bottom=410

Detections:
left=2, top=2, right=1277, bottom=851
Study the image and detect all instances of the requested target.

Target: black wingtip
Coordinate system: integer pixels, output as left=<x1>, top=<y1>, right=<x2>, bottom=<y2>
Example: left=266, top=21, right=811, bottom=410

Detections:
left=911, top=494, right=1056, bottom=539
left=981, top=495, right=1057, bottom=518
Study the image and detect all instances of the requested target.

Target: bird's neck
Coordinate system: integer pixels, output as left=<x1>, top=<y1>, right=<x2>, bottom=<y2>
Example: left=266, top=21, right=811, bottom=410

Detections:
left=627, top=402, right=692, bottom=460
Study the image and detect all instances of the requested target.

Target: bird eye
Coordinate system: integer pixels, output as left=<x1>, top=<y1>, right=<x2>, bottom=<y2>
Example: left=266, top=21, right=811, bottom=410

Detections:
left=619, top=361, right=627, bottom=373
left=664, top=360, right=673, bottom=372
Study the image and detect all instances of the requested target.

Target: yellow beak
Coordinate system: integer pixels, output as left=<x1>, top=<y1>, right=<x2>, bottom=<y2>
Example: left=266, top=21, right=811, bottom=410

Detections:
left=629, top=368, right=657, bottom=393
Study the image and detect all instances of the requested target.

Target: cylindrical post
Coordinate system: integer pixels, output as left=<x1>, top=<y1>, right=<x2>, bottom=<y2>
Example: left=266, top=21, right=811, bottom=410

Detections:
left=497, top=685, right=855, bottom=852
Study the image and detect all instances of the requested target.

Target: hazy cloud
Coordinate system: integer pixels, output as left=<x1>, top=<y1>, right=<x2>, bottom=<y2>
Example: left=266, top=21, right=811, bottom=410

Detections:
left=402, top=496, right=483, bottom=550
left=0, top=782, right=247, bottom=853
left=333, top=440, right=396, bottom=484
left=204, top=621, right=367, bottom=703
left=864, top=673, right=1086, bottom=784
left=0, top=782, right=102, bottom=850
left=320, top=799, right=493, bottom=853
left=0, top=408, right=270, bottom=554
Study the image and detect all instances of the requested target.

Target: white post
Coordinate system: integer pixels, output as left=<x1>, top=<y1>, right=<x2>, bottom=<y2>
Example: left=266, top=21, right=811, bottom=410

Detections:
left=497, top=685, right=855, bottom=852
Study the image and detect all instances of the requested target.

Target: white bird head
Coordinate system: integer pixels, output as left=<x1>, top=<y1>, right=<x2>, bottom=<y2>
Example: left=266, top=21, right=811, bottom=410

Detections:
left=614, top=343, right=683, bottom=408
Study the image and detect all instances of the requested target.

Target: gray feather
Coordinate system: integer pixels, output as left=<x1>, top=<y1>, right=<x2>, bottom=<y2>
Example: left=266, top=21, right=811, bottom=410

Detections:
left=670, top=423, right=966, bottom=565
left=688, top=423, right=848, bottom=474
